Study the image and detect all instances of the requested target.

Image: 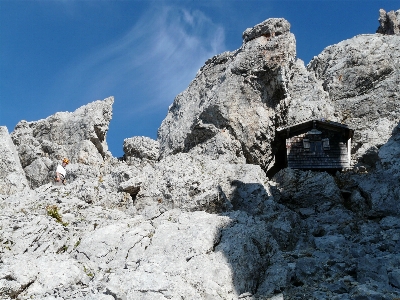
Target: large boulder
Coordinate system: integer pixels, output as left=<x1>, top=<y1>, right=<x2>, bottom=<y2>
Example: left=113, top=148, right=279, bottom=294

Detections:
left=0, top=190, right=284, bottom=300
left=242, top=18, right=291, bottom=42
left=0, top=254, right=87, bottom=299
left=123, top=136, right=159, bottom=166
left=11, top=97, right=114, bottom=188
left=285, top=59, right=336, bottom=124
left=0, top=126, right=29, bottom=195
left=0, top=186, right=134, bottom=299
left=378, top=122, right=400, bottom=177
left=272, top=168, right=342, bottom=211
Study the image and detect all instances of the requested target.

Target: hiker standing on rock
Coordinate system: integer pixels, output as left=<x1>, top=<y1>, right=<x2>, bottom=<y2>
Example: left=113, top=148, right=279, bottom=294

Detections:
left=55, top=158, right=69, bottom=185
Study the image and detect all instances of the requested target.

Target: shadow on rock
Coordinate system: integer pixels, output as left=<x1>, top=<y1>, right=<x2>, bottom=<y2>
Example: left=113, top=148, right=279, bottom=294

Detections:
left=215, top=180, right=303, bottom=297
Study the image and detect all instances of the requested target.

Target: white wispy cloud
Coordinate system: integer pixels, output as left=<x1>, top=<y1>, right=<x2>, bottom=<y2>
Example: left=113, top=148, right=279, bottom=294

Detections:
left=52, top=6, right=226, bottom=116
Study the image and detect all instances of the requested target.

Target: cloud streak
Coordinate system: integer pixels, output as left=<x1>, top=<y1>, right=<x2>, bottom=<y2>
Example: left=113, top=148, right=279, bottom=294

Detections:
left=52, top=6, right=226, bottom=116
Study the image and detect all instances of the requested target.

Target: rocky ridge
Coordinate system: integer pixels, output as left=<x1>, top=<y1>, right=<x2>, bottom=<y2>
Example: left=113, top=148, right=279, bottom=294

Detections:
left=1, top=9, right=399, bottom=300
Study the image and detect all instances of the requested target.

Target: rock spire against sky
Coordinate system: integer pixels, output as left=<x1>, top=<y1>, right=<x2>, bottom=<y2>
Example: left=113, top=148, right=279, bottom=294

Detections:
left=0, top=1, right=398, bottom=156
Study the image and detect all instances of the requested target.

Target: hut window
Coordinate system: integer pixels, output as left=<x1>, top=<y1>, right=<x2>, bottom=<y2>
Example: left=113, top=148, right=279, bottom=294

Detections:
left=303, top=139, right=310, bottom=151
left=322, top=138, right=330, bottom=150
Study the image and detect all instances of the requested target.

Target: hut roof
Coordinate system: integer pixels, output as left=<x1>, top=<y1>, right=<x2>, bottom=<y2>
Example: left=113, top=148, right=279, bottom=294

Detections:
left=276, top=119, right=354, bottom=138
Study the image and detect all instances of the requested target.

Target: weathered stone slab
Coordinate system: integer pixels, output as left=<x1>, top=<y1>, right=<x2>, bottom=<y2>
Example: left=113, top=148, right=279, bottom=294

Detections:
left=0, top=126, right=29, bottom=195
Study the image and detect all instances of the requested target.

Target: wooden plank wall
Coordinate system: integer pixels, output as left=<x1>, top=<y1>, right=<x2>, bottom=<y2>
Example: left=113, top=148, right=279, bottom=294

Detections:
left=286, top=130, right=350, bottom=169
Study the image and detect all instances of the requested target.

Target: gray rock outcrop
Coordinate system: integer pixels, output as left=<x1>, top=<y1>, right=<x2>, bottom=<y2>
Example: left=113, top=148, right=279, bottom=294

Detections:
left=1, top=8, right=400, bottom=300
left=307, top=31, right=400, bottom=163
left=242, top=18, right=291, bottom=42
left=379, top=122, right=400, bottom=176
left=11, top=97, right=114, bottom=188
left=123, top=136, right=159, bottom=166
left=0, top=126, right=29, bottom=195
left=377, top=9, right=400, bottom=35
left=158, top=18, right=336, bottom=174
left=131, top=152, right=272, bottom=217
left=350, top=122, right=400, bottom=217
left=272, top=168, right=342, bottom=211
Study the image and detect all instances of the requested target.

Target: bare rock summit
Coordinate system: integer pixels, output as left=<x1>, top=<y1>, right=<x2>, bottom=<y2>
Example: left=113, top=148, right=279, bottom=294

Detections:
left=377, top=8, right=400, bottom=35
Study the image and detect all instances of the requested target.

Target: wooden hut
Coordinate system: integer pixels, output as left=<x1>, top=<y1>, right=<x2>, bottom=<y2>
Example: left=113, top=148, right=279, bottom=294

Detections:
left=275, top=119, right=354, bottom=170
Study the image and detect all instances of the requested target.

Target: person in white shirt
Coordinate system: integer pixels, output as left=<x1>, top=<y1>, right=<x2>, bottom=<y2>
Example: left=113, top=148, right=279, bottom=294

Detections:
left=55, top=158, right=69, bottom=185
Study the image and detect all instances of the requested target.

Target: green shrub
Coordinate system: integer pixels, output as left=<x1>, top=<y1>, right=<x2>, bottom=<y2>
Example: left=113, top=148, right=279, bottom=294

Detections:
left=46, top=205, right=68, bottom=227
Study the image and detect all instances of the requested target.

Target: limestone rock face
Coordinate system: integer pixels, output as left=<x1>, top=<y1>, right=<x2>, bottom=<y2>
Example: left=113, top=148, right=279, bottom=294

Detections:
left=378, top=122, right=400, bottom=177
left=1, top=9, right=400, bottom=300
left=0, top=126, right=29, bottom=195
left=72, top=210, right=279, bottom=299
left=242, top=18, right=291, bottom=42
left=285, top=59, right=336, bottom=124
left=351, top=122, right=400, bottom=217
left=272, top=168, right=342, bottom=211
left=123, top=136, right=159, bottom=166
left=158, top=18, right=335, bottom=173
left=0, top=182, right=281, bottom=300
left=307, top=33, right=400, bottom=162
left=11, top=97, right=114, bottom=188
left=377, top=9, right=400, bottom=35
left=131, top=153, right=272, bottom=217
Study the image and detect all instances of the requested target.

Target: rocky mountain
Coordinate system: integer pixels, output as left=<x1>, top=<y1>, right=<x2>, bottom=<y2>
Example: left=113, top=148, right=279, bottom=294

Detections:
left=1, top=8, right=399, bottom=300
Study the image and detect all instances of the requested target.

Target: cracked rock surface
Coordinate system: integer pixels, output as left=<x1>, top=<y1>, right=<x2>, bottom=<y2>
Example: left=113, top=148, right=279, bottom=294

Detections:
left=0, top=126, right=29, bottom=195
left=307, top=30, right=400, bottom=163
left=1, top=10, right=400, bottom=300
left=10, top=97, right=114, bottom=189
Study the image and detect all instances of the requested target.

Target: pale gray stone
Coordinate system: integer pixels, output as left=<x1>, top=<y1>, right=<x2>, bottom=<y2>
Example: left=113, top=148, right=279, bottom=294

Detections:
left=132, top=152, right=272, bottom=214
left=1, top=10, right=400, bottom=300
left=379, top=122, right=400, bottom=176
left=242, top=18, right=291, bottom=43
left=351, top=123, right=400, bottom=217
left=0, top=126, right=29, bottom=195
left=380, top=216, right=400, bottom=230
left=23, top=156, right=53, bottom=188
left=158, top=18, right=298, bottom=173
left=0, top=254, right=87, bottom=299
left=357, top=257, right=389, bottom=286
left=257, top=263, right=289, bottom=296
left=314, top=235, right=346, bottom=251
left=286, top=59, right=337, bottom=124
left=308, top=33, right=400, bottom=163
left=272, top=168, right=342, bottom=210
left=123, top=136, right=159, bottom=166
left=377, top=9, right=400, bottom=35
left=11, top=97, right=114, bottom=188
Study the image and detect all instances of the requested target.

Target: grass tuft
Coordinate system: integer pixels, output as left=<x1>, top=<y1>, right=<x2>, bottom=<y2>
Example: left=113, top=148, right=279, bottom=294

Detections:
left=46, top=205, right=68, bottom=227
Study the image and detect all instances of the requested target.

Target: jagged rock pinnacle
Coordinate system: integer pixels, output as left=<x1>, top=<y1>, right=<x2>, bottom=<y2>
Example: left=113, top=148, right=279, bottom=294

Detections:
left=377, top=8, right=400, bottom=35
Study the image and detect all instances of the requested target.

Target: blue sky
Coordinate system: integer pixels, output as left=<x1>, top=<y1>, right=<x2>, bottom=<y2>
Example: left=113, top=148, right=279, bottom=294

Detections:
left=0, top=0, right=398, bottom=157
